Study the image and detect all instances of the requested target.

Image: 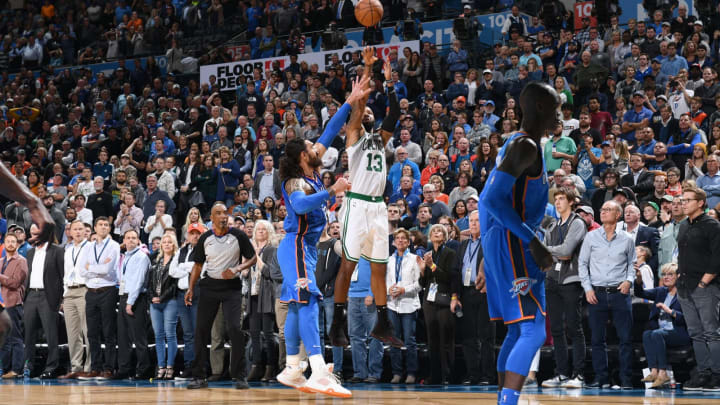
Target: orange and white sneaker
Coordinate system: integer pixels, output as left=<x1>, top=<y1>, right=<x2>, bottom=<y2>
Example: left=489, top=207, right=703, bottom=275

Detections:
left=277, top=361, right=313, bottom=393
left=305, top=364, right=352, bottom=398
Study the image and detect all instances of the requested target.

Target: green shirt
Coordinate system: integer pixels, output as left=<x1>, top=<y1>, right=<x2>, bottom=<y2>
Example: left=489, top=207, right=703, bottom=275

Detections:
left=544, top=136, right=577, bottom=172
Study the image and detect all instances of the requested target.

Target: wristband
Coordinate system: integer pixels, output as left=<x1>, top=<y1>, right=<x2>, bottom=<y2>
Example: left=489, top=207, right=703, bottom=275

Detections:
left=451, top=296, right=458, bottom=301
left=430, top=263, right=437, bottom=271
left=385, top=80, right=394, bottom=87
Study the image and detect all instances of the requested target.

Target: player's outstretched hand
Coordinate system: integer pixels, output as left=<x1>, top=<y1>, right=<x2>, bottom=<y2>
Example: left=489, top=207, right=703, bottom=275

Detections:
left=27, top=199, right=55, bottom=245
left=332, top=177, right=351, bottom=195
left=529, top=237, right=553, bottom=271
left=383, top=58, right=392, bottom=81
left=346, top=75, right=371, bottom=106
left=362, top=46, right=377, bottom=67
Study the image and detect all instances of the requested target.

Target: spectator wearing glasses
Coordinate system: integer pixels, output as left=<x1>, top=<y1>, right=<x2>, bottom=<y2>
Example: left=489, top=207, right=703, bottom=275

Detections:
left=675, top=187, right=720, bottom=391
left=635, top=263, right=689, bottom=388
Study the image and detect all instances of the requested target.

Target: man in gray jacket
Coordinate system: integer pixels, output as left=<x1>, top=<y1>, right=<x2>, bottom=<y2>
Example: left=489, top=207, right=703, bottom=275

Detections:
left=541, top=187, right=588, bottom=389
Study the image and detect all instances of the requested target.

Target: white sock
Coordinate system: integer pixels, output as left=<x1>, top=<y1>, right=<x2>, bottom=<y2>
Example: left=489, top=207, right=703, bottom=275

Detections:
left=287, top=354, right=300, bottom=369
left=309, top=354, right=326, bottom=374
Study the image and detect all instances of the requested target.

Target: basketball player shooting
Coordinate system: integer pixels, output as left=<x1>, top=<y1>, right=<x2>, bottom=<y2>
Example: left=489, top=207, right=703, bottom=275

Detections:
left=478, top=82, right=559, bottom=405
left=0, top=161, right=55, bottom=348
left=329, top=47, right=403, bottom=348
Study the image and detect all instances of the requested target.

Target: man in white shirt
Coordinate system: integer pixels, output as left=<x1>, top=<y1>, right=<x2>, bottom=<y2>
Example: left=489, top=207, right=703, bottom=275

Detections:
left=59, top=221, right=91, bottom=380
left=72, top=194, right=94, bottom=225
left=169, top=222, right=206, bottom=379
left=78, top=217, right=121, bottom=380
left=24, top=224, right=65, bottom=379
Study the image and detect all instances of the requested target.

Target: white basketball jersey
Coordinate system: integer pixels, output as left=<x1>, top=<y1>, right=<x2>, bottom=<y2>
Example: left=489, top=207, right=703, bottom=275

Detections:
left=346, top=131, right=386, bottom=197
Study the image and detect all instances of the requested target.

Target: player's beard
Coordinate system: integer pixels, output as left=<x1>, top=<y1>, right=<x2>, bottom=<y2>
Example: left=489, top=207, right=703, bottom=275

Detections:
left=362, top=120, right=374, bottom=132
left=308, top=155, right=323, bottom=169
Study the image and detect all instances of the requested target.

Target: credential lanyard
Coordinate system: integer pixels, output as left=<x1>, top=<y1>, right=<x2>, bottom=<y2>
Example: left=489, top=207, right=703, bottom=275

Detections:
left=94, top=238, right=110, bottom=264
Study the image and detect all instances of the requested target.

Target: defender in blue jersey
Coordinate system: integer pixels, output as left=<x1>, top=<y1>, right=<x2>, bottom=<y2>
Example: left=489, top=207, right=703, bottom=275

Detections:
left=479, top=82, right=560, bottom=405
left=274, top=76, right=369, bottom=398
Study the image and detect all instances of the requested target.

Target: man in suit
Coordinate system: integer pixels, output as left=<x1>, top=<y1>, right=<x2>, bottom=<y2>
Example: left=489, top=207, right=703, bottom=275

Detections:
left=617, top=204, right=660, bottom=272
left=252, top=155, right=282, bottom=205
left=334, top=0, right=356, bottom=29
left=24, top=223, right=65, bottom=378
left=454, top=210, right=495, bottom=385
left=621, top=154, right=655, bottom=201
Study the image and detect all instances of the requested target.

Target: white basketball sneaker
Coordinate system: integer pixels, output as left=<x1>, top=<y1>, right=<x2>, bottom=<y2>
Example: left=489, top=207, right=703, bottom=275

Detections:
left=305, top=364, right=352, bottom=398
left=277, top=361, right=312, bottom=393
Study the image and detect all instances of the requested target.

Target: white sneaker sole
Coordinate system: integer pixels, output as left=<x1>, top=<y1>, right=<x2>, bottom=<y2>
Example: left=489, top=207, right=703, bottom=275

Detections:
left=305, top=384, right=352, bottom=398
left=277, top=375, right=313, bottom=393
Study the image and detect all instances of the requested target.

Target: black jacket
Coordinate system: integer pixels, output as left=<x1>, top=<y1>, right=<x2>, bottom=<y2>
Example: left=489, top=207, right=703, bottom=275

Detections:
left=454, top=238, right=483, bottom=300
left=25, top=244, right=65, bottom=311
left=420, top=244, right=457, bottom=296
left=621, top=170, right=655, bottom=199
left=677, top=213, right=720, bottom=294
left=149, top=258, right=178, bottom=304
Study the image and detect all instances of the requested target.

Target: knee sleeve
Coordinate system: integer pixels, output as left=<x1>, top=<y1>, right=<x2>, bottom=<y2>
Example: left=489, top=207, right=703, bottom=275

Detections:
left=298, top=295, right=322, bottom=356
left=505, top=312, right=547, bottom=376
left=497, top=323, right=521, bottom=373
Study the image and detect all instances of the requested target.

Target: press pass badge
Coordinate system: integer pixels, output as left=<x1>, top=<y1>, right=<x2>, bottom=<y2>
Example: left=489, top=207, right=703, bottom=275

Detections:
left=427, top=282, right=438, bottom=302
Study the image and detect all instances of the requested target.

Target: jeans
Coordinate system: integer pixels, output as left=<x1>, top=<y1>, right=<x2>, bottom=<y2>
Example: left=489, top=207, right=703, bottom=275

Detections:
left=0, top=305, right=24, bottom=373
left=176, top=290, right=198, bottom=367
left=150, top=299, right=179, bottom=368
left=387, top=309, right=418, bottom=376
left=546, top=279, right=586, bottom=377
left=643, top=328, right=691, bottom=370
left=587, top=290, right=633, bottom=384
left=347, top=297, right=383, bottom=379
left=318, top=295, right=343, bottom=372
left=676, top=284, right=720, bottom=374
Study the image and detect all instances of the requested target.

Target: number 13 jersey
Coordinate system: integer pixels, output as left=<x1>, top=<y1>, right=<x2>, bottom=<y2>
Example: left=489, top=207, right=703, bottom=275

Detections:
left=346, top=131, right=386, bottom=197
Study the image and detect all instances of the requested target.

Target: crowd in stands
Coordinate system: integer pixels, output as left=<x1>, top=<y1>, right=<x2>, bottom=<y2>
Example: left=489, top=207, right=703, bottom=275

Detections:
left=2, top=0, right=720, bottom=393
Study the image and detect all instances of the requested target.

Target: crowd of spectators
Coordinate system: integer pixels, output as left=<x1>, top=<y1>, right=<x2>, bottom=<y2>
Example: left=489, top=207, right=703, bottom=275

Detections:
left=3, top=0, right=720, bottom=393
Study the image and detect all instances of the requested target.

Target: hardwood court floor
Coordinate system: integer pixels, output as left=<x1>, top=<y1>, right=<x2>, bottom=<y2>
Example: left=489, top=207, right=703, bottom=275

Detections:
left=1, top=380, right=719, bottom=404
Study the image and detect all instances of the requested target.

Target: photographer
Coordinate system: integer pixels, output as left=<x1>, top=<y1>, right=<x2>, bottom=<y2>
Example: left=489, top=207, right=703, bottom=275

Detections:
left=321, top=22, right=347, bottom=51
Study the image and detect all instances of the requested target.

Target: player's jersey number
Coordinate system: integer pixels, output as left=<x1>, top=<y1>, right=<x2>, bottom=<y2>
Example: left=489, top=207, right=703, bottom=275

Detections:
left=365, top=153, right=383, bottom=172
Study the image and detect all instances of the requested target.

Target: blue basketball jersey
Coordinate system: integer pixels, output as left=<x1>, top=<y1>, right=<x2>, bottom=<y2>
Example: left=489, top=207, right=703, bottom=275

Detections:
left=278, top=172, right=326, bottom=303
left=480, top=132, right=548, bottom=324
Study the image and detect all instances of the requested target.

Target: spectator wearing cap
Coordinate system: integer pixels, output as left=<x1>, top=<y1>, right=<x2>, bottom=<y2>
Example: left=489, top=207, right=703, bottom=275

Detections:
left=416, top=80, right=443, bottom=109
left=476, top=69, right=505, bottom=111
left=480, top=101, right=499, bottom=129
left=621, top=91, right=653, bottom=144
left=576, top=205, right=601, bottom=231
left=169, top=222, right=206, bottom=379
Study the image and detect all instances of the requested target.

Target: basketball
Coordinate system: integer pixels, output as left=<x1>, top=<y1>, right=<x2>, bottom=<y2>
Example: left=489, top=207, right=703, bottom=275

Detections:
left=355, top=0, right=383, bottom=27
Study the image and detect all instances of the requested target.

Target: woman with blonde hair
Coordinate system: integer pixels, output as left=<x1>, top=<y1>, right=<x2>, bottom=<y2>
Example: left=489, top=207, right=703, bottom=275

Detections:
left=465, top=68, right=480, bottom=108
left=245, top=219, right=281, bottom=382
left=614, top=140, right=631, bottom=176
left=181, top=207, right=202, bottom=242
left=282, top=110, right=301, bottom=139
left=685, top=142, right=707, bottom=182
left=149, top=233, right=180, bottom=380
